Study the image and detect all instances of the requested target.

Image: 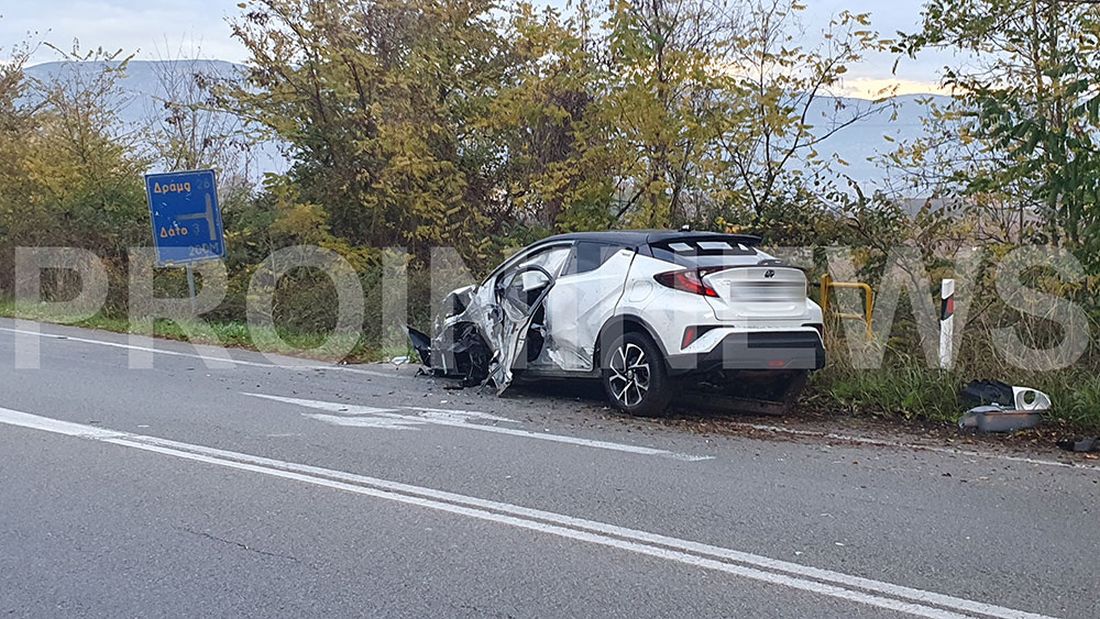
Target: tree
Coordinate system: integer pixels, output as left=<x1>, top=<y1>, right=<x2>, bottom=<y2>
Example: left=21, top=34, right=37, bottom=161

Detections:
left=146, top=49, right=255, bottom=189
left=596, top=0, right=731, bottom=228
left=0, top=39, right=35, bottom=294
left=715, top=0, right=890, bottom=225
left=225, top=0, right=517, bottom=267
left=485, top=1, right=609, bottom=231
left=901, top=0, right=1100, bottom=267
left=2, top=46, right=148, bottom=255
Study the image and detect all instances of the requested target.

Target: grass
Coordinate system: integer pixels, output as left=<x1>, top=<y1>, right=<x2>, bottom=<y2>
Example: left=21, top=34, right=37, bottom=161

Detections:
left=815, top=364, right=962, bottom=424
left=812, top=340, right=1100, bottom=432
left=0, top=298, right=401, bottom=364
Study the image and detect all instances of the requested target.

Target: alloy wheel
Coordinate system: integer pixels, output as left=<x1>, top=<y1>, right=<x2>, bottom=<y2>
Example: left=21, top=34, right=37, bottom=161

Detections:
left=608, top=342, right=650, bottom=408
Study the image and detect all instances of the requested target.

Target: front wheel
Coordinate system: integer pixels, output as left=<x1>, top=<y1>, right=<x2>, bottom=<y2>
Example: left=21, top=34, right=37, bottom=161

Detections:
left=601, top=332, right=672, bottom=416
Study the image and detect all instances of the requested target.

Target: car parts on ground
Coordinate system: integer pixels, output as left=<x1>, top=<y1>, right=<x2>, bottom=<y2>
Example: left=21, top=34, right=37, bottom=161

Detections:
left=409, top=230, right=826, bottom=416
left=1057, top=436, right=1099, bottom=453
left=958, top=380, right=1051, bottom=433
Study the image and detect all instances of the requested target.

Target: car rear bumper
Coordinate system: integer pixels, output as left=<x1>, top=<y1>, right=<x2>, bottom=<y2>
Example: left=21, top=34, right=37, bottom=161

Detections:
left=667, top=329, right=825, bottom=374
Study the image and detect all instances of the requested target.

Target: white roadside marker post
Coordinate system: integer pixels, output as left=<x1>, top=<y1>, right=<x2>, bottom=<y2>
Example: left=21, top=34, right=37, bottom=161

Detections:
left=939, top=278, right=955, bottom=370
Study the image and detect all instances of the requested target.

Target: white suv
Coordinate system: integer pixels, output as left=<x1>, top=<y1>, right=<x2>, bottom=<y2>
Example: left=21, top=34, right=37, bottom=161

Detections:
left=409, top=230, right=825, bottom=416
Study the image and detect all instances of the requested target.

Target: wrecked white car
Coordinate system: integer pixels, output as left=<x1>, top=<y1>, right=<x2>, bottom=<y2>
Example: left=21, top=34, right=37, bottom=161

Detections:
left=409, top=230, right=825, bottom=416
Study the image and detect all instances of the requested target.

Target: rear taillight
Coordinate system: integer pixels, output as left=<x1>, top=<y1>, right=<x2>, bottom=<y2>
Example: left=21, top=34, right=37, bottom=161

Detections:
left=654, top=269, right=719, bottom=297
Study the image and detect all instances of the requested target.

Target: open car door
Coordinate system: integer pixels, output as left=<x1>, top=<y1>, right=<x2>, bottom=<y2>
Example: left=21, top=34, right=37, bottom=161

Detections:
left=489, top=264, right=556, bottom=393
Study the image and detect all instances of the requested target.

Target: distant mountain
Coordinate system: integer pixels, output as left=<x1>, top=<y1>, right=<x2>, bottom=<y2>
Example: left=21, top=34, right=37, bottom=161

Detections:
left=23, top=59, right=947, bottom=187
left=802, top=93, right=951, bottom=188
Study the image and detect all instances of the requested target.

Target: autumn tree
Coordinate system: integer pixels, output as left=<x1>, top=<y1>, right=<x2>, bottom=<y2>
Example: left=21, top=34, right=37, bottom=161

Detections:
left=486, top=1, right=610, bottom=232
left=594, top=0, right=732, bottom=228
left=2, top=46, right=148, bottom=256
left=902, top=0, right=1100, bottom=266
left=225, top=0, right=519, bottom=267
left=715, top=0, right=890, bottom=230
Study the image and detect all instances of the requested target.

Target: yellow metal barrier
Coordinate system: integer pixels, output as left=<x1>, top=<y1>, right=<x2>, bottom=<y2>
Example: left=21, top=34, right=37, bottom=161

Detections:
left=820, top=274, right=874, bottom=340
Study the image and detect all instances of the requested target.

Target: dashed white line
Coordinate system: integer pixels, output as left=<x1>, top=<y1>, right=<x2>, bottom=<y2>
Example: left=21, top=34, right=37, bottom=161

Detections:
left=0, top=406, right=1056, bottom=619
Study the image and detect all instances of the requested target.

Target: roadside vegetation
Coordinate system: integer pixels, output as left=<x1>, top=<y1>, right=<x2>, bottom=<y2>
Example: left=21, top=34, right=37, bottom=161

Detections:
left=0, top=298, right=383, bottom=362
left=1, top=0, right=1098, bottom=429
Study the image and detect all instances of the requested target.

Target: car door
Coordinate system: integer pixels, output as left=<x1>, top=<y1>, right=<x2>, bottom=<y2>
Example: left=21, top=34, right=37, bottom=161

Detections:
left=487, top=244, right=572, bottom=391
left=539, top=241, right=634, bottom=372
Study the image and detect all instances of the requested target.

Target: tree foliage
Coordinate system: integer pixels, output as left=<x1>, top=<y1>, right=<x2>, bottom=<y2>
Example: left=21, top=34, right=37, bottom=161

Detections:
left=902, top=0, right=1100, bottom=268
left=218, top=0, right=885, bottom=262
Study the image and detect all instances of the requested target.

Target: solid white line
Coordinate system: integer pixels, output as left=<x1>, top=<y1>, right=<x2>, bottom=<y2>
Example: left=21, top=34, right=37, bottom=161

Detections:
left=0, top=406, right=1055, bottom=619
left=730, top=422, right=1100, bottom=474
left=244, top=392, right=714, bottom=462
left=97, top=440, right=966, bottom=619
left=0, top=325, right=399, bottom=378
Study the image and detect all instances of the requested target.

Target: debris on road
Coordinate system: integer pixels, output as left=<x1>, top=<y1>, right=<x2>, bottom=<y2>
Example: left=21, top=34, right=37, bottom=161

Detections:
left=1058, top=436, right=1099, bottom=453
left=407, top=326, right=432, bottom=366
left=961, top=380, right=1052, bottom=411
left=958, top=380, right=1051, bottom=433
left=958, top=405, right=1042, bottom=433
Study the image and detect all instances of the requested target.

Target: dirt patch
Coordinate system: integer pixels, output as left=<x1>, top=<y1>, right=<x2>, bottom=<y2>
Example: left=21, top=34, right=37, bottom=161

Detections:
left=654, top=402, right=1100, bottom=466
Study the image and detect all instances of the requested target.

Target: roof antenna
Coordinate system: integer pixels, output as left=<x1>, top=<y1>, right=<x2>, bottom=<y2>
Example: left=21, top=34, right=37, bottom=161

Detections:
left=679, top=224, right=691, bottom=232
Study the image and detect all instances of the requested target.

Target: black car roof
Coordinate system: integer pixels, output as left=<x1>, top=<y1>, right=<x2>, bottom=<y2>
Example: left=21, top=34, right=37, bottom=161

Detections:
left=534, top=229, right=763, bottom=248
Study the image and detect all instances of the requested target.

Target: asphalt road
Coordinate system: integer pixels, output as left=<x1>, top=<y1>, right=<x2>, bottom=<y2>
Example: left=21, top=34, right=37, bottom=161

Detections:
left=0, top=318, right=1097, bottom=618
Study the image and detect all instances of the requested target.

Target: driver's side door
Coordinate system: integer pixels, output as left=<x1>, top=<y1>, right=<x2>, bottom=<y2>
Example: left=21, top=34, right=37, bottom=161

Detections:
left=487, top=244, right=571, bottom=392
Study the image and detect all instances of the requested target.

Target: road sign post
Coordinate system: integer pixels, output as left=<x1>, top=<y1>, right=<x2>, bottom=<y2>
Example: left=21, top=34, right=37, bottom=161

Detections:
left=144, top=169, right=226, bottom=311
left=185, top=265, right=197, bottom=314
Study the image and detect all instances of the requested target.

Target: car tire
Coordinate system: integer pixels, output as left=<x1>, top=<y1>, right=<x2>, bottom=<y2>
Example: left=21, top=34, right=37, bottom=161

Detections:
left=601, top=331, right=672, bottom=416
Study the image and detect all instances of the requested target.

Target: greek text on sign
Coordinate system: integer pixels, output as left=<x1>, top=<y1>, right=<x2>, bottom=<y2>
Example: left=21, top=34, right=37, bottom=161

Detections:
left=144, top=169, right=226, bottom=266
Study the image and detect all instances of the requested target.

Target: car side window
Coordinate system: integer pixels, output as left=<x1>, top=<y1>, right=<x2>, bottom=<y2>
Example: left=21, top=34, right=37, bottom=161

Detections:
left=512, top=245, right=572, bottom=278
left=494, top=245, right=570, bottom=289
left=494, top=245, right=571, bottom=314
left=561, top=242, right=620, bottom=276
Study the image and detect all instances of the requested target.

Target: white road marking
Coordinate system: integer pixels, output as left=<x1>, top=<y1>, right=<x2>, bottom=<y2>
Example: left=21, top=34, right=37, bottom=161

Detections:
left=0, top=325, right=399, bottom=378
left=407, top=406, right=514, bottom=424
left=245, top=392, right=713, bottom=462
left=731, top=422, right=1100, bottom=474
left=0, top=407, right=1054, bottom=619
left=301, top=413, right=425, bottom=431
left=246, top=396, right=401, bottom=417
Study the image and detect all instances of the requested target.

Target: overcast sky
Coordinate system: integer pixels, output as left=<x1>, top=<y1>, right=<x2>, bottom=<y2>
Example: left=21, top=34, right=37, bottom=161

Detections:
left=2, top=0, right=955, bottom=97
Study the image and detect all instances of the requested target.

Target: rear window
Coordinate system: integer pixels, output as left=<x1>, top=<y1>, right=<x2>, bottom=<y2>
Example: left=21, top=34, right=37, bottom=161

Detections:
left=648, top=238, right=758, bottom=268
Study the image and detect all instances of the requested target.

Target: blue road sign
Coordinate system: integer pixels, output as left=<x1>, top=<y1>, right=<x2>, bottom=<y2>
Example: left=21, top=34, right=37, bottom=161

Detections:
left=144, top=169, right=225, bottom=266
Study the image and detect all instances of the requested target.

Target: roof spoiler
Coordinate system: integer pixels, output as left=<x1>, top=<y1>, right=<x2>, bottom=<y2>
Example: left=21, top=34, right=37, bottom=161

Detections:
left=647, top=232, right=763, bottom=247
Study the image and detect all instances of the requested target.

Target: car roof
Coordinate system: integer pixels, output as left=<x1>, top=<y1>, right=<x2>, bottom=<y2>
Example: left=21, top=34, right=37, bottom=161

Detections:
left=534, top=229, right=763, bottom=248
